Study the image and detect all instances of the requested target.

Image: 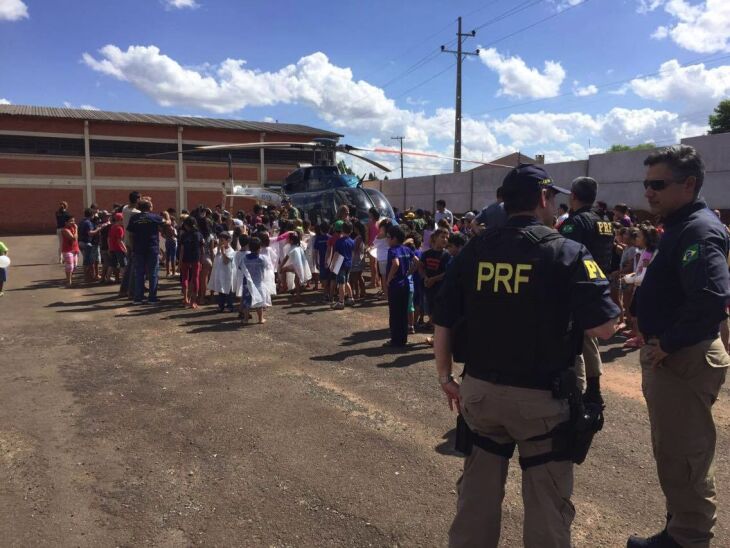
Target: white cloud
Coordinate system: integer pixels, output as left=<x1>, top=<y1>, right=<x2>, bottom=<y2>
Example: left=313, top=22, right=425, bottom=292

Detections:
left=557, top=0, right=583, bottom=9
left=649, top=0, right=730, bottom=53
left=81, top=44, right=708, bottom=177
left=573, top=82, right=598, bottom=96
left=491, top=111, right=599, bottom=147
left=164, top=0, right=199, bottom=9
left=63, top=101, right=99, bottom=110
left=629, top=59, right=730, bottom=109
left=608, top=84, right=630, bottom=95
left=478, top=48, right=565, bottom=99
left=490, top=107, right=698, bottom=151
left=0, top=0, right=28, bottom=21
left=651, top=25, right=669, bottom=39
left=636, top=0, right=664, bottom=13
left=598, top=107, right=681, bottom=144
left=0, top=98, right=10, bottom=105
left=405, top=97, right=429, bottom=107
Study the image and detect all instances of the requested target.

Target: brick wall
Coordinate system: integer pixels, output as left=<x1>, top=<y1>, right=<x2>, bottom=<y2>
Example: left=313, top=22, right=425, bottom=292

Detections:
left=185, top=164, right=258, bottom=181
left=186, top=190, right=225, bottom=211
left=94, top=188, right=178, bottom=213
left=0, top=158, right=83, bottom=176
left=0, top=187, right=85, bottom=234
left=94, top=162, right=176, bottom=179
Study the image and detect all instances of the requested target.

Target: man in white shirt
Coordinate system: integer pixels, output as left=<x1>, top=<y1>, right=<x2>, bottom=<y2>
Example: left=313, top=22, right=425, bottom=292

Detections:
left=120, top=191, right=141, bottom=298
left=434, top=199, right=453, bottom=226
left=555, top=203, right=569, bottom=229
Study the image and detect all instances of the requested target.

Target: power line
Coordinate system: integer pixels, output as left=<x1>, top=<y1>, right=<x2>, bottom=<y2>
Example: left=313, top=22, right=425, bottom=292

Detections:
left=473, top=0, right=546, bottom=31
left=481, top=0, right=592, bottom=50
left=393, top=61, right=457, bottom=99
left=379, top=44, right=452, bottom=89
left=376, top=0, right=547, bottom=97
left=463, top=0, right=505, bottom=18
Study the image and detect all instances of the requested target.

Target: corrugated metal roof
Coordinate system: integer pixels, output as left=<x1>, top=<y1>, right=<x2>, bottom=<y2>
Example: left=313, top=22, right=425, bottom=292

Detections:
left=0, top=104, right=343, bottom=137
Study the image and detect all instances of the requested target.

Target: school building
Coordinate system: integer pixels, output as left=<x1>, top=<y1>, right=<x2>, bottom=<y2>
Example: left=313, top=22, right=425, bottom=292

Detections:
left=0, top=104, right=341, bottom=234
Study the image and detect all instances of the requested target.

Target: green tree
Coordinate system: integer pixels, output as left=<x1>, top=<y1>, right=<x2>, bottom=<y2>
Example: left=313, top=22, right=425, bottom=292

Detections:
left=607, top=143, right=656, bottom=153
left=709, top=99, right=730, bottom=134
left=337, top=159, right=355, bottom=175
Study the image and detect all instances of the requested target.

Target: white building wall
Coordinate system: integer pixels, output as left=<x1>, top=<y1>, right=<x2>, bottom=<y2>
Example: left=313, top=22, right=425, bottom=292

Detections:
left=375, top=132, right=730, bottom=213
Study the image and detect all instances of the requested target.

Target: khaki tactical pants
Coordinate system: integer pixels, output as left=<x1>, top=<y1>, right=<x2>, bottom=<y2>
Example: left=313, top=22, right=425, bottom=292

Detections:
left=450, top=375, right=574, bottom=548
left=640, top=338, right=729, bottom=547
left=577, top=335, right=603, bottom=379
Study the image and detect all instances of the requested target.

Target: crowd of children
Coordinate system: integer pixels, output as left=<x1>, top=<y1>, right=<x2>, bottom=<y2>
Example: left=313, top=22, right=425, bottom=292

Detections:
left=49, top=193, right=728, bottom=352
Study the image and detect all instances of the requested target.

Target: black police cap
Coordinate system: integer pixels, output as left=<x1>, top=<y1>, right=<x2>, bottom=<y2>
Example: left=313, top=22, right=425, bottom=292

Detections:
left=501, top=163, right=570, bottom=195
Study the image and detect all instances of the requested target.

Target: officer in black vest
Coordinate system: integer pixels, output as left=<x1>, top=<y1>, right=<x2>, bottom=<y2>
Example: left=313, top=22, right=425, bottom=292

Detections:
left=433, top=164, right=619, bottom=548
left=559, top=177, right=615, bottom=388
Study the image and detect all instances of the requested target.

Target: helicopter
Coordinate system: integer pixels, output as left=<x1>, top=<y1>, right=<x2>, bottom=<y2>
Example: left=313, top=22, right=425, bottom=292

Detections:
left=150, top=137, right=509, bottom=225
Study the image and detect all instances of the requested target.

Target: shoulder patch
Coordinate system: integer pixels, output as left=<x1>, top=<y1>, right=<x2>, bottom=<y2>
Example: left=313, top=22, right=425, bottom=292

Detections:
left=561, top=223, right=575, bottom=234
left=682, top=243, right=700, bottom=266
left=583, top=259, right=606, bottom=280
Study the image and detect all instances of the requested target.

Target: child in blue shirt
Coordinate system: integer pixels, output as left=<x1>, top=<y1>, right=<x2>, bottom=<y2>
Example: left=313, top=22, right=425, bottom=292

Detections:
left=332, top=221, right=355, bottom=310
left=385, top=225, right=418, bottom=347
left=313, top=221, right=331, bottom=303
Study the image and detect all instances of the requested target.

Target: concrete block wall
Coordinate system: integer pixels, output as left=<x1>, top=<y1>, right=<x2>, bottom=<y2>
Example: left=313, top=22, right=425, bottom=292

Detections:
left=373, top=132, right=730, bottom=214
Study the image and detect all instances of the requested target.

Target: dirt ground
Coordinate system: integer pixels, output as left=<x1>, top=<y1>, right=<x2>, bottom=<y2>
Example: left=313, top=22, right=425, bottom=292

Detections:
left=0, top=235, right=728, bottom=547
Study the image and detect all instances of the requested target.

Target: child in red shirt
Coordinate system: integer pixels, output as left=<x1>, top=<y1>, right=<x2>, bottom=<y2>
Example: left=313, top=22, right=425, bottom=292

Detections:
left=108, top=213, right=127, bottom=283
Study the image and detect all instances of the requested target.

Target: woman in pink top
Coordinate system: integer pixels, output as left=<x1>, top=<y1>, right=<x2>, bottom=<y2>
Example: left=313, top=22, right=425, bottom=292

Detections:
left=367, top=207, right=381, bottom=289
left=61, top=216, right=80, bottom=287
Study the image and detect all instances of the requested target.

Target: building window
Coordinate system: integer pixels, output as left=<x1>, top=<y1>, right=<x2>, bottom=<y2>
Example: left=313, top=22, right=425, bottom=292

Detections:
left=0, top=134, right=318, bottom=165
left=0, top=134, right=84, bottom=156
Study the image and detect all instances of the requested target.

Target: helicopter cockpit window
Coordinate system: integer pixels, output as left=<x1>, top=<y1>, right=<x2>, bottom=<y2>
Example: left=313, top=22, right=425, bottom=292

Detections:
left=307, top=167, right=331, bottom=191
left=284, top=169, right=306, bottom=192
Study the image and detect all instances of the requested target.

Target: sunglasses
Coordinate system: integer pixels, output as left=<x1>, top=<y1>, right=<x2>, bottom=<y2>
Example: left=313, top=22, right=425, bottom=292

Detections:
left=643, top=179, right=674, bottom=191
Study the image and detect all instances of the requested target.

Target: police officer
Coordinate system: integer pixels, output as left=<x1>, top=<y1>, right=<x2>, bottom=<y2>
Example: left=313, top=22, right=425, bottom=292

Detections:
left=560, top=177, right=615, bottom=386
left=433, top=164, right=619, bottom=548
left=628, top=145, right=730, bottom=548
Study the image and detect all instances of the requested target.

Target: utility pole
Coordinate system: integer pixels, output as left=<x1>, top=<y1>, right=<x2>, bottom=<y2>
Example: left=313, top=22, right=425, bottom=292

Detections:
left=442, top=17, right=479, bottom=173
left=391, top=136, right=405, bottom=179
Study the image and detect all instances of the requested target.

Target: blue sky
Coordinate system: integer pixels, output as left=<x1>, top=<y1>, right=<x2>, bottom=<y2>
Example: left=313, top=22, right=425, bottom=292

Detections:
left=1, top=0, right=729, bottom=176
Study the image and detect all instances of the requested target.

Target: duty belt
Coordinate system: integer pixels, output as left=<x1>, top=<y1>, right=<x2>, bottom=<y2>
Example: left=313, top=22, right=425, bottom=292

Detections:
left=470, top=369, right=558, bottom=391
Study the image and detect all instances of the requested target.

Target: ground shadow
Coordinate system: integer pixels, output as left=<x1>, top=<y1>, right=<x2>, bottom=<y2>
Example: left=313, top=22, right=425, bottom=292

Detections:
left=11, top=278, right=68, bottom=291
left=376, top=349, right=433, bottom=368
left=184, top=316, right=245, bottom=334
left=340, top=328, right=390, bottom=346
left=48, top=294, right=121, bottom=308
left=601, top=345, right=638, bottom=363
left=435, top=427, right=464, bottom=458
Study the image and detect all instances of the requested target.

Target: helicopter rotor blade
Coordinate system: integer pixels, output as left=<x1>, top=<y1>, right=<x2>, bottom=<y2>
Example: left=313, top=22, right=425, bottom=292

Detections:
left=357, top=147, right=514, bottom=169
left=145, top=141, right=322, bottom=158
left=193, top=141, right=320, bottom=152
left=337, top=150, right=392, bottom=172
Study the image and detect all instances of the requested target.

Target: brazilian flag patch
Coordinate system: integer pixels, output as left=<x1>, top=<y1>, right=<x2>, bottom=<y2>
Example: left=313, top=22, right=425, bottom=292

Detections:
left=682, top=243, right=700, bottom=266
left=562, top=224, right=575, bottom=234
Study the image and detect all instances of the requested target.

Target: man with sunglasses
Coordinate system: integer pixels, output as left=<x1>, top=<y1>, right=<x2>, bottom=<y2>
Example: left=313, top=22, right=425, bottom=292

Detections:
left=628, top=145, right=730, bottom=548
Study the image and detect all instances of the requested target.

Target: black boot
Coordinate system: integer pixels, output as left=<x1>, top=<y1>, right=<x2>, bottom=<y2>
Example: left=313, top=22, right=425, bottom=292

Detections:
left=627, top=529, right=682, bottom=547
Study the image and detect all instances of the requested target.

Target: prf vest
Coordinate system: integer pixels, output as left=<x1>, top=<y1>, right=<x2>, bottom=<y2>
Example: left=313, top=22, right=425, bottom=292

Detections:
left=461, top=224, right=582, bottom=388
left=572, top=208, right=614, bottom=274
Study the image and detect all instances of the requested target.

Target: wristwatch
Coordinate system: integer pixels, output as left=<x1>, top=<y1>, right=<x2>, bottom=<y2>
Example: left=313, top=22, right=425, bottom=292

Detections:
left=439, top=373, right=455, bottom=385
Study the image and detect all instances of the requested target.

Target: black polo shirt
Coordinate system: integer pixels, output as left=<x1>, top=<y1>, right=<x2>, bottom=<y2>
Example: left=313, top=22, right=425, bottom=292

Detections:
left=637, top=199, right=730, bottom=353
